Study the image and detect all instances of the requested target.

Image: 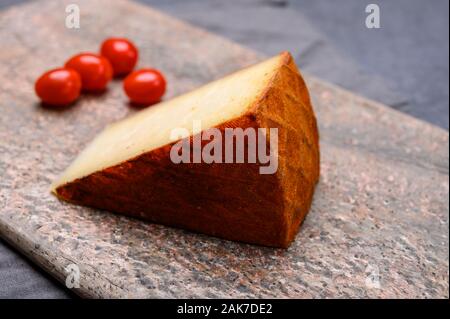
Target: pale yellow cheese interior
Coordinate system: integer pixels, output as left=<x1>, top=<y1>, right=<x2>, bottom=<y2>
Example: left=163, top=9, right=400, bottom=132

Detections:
left=52, top=54, right=283, bottom=190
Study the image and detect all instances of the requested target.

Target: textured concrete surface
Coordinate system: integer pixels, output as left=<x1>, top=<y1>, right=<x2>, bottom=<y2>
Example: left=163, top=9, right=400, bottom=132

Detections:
left=0, top=0, right=449, bottom=298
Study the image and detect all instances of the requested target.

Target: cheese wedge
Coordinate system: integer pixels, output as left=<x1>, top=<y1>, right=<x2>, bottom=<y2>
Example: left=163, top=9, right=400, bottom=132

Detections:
left=52, top=52, right=320, bottom=248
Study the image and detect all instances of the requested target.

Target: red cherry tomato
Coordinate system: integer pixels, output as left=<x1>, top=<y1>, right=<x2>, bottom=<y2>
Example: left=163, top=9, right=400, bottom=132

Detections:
left=123, top=69, right=166, bottom=105
left=100, top=38, right=138, bottom=76
left=35, top=68, right=81, bottom=106
left=65, top=53, right=113, bottom=92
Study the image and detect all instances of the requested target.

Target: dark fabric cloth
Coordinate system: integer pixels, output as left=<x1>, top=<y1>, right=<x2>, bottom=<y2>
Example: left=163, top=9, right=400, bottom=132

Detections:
left=0, top=239, right=72, bottom=298
left=140, top=0, right=448, bottom=129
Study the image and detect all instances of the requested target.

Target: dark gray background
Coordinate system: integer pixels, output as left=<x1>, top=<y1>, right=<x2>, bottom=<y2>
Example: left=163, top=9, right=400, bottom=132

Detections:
left=0, top=0, right=448, bottom=298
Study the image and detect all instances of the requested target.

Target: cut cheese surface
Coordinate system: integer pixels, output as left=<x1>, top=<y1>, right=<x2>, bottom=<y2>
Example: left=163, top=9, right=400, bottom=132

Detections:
left=52, top=51, right=320, bottom=248
left=52, top=54, right=281, bottom=190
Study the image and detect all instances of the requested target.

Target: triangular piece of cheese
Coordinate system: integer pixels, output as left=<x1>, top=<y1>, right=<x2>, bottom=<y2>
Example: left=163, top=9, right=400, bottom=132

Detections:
left=52, top=52, right=320, bottom=248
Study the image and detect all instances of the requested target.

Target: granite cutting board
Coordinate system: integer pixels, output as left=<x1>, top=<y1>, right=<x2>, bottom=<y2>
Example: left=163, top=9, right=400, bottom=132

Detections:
left=0, top=0, right=448, bottom=298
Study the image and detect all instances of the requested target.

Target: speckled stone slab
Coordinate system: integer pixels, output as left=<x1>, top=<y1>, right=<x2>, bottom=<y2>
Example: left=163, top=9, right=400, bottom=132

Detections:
left=0, top=0, right=448, bottom=298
